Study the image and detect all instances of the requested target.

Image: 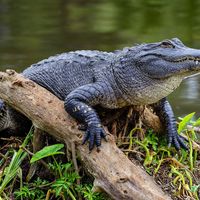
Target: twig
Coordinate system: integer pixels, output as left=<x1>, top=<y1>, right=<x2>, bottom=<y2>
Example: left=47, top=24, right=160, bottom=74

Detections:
left=71, top=142, right=82, bottom=200
left=122, top=107, right=133, bottom=139
left=21, top=146, right=50, bottom=171
left=0, top=152, right=7, bottom=160
left=0, top=137, right=22, bottom=143
left=187, top=125, right=200, bottom=133
left=180, top=133, right=200, bottom=151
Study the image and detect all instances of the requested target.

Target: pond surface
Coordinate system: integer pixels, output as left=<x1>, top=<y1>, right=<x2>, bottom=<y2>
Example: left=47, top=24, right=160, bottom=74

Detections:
left=0, top=0, right=200, bottom=117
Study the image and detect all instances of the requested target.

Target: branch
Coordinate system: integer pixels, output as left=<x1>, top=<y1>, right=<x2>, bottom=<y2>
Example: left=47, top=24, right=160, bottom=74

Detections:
left=0, top=70, right=171, bottom=200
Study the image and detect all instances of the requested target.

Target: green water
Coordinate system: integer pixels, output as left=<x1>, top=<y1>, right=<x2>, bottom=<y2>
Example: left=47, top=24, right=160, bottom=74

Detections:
left=0, top=0, right=200, bottom=116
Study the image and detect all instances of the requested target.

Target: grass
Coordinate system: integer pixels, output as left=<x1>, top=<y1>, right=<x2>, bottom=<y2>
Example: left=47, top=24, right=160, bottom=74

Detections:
left=0, top=127, right=33, bottom=198
left=120, top=112, right=200, bottom=199
left=0, top=128, right=108, bottom=200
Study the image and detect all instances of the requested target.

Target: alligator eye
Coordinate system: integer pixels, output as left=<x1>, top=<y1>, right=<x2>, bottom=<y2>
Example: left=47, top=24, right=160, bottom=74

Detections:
left=161, top=41, right=174, bottom=48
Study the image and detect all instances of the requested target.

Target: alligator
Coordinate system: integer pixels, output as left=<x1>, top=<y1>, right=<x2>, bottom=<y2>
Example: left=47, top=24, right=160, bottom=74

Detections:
left=1, top=38, right=200, bottom=150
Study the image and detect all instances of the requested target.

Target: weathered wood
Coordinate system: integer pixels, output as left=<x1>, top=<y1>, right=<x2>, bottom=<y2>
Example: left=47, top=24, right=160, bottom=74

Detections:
left=0, top=70, right=171, bottom=200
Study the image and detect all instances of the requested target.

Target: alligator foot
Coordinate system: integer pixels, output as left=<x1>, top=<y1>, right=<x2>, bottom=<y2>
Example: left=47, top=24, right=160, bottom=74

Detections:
left=168, top=130, right=188, bottom=150
left=82, top=125, right=107, bottom=151
left=154, top=98, right=188, bottom=150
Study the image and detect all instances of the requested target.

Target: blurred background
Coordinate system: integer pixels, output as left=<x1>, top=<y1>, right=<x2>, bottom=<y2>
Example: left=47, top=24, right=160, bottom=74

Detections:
left=0, top=0, right=200, bottom=117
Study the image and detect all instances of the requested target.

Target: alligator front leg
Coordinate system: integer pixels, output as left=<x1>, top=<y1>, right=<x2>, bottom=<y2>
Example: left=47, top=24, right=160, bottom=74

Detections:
left=155, top=98, right=187, bottom=150
left=64, top=82, right=112, bottom=151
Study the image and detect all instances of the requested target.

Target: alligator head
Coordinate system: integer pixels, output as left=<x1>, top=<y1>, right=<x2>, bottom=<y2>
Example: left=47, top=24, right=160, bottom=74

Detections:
left=133, top=38, right=200, bottom=79
left=113, top=38, right=200, bottom=105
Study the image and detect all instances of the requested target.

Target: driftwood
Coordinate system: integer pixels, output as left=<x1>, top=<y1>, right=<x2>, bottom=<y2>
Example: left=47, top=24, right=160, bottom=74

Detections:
left=0, top=70, right=171, bottom=200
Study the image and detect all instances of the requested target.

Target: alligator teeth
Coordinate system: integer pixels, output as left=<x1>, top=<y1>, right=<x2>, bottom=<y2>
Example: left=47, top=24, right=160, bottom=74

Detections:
left=174, top=57, right=200, bottom=63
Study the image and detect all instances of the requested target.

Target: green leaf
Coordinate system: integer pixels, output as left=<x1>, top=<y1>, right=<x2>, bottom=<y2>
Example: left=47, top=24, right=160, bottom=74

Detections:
left=30, top=144, right=64, bottom=163
left=0, top=128, right=33, bottom=194
left=191, top=184, right=200, bottom=192
left=193, top=117, right=200, bottom=126
left=178, top=112, right=195, bottom=133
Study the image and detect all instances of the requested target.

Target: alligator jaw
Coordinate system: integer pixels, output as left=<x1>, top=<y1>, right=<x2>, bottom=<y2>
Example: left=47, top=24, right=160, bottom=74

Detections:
left=168, top=56, right=200, bottom=71
left=164, top=55, right=200, bottom=77
left=173, top=56, right=200, bottom=63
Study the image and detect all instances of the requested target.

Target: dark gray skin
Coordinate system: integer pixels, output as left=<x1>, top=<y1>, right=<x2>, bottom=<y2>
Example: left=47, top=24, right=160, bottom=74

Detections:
left=1, top=38, right=200, bottom=150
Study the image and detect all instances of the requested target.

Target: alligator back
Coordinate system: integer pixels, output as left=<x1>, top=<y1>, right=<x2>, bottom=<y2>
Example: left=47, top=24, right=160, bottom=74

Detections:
left=23, top=50, right=113, bottom=100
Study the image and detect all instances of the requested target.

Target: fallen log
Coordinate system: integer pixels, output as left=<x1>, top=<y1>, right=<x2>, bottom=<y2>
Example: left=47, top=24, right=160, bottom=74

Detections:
left=0, top=70, right=171, bottom=200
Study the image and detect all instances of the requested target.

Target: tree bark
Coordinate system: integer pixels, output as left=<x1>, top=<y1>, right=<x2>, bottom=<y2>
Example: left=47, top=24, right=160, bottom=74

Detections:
left=0, top=70, right=171, bottom=200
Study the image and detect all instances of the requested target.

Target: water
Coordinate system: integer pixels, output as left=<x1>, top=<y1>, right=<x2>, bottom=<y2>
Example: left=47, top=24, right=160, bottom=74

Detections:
left=0, top=0, right=200, bottom=117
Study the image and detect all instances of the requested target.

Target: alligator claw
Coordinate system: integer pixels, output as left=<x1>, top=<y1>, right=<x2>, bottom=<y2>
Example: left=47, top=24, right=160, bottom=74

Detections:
left=101, top=130, right=107, bottom=142
left=177, top=135, right=188, bottom=150
left=0, top=100, right=4, bottom=111
left=78, top=124, right=87, bottom=131
left=82, top=125, right=106, bottom=151
left=82, top=130, right=90, bottom=145
left=168, top=130, right=188, bottom=150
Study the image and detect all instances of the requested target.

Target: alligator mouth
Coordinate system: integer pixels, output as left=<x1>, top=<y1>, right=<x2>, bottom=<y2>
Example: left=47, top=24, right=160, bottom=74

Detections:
left=155, top=56, right=200, bottom=79
left=173, top=56, right=200, bottom=64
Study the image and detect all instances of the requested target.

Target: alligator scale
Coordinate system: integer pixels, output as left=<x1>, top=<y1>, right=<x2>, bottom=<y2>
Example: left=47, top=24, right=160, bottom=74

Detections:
left=1, top=38, right=200, bottom=150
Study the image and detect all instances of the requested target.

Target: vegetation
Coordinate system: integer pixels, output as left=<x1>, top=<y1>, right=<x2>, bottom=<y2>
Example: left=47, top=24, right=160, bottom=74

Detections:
left=0, top=130, right=107, bottom=200
left=119, top=112, right=200, bottom=199
left=0, top=112, right=199, bottom=199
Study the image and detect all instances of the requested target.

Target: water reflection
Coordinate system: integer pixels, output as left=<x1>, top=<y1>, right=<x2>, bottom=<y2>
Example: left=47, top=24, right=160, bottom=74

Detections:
left=0, top=0, right=200, bottom=116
